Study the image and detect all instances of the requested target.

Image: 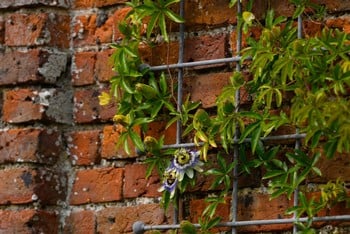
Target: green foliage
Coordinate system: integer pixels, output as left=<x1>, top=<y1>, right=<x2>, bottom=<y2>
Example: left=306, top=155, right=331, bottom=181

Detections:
left=101, top=0, right=350, bottom=232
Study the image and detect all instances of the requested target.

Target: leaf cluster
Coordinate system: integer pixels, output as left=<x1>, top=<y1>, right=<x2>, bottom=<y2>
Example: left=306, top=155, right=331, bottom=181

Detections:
left=102, top=0, right=350, bottom=232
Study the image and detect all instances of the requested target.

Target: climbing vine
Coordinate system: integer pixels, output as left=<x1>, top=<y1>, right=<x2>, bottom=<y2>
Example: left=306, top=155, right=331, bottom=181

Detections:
left=99, top=0, right=350, bottom=232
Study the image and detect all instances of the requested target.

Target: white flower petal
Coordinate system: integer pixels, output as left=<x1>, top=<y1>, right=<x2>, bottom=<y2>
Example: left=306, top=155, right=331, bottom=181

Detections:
left=186, top=168, right=194, bottom=178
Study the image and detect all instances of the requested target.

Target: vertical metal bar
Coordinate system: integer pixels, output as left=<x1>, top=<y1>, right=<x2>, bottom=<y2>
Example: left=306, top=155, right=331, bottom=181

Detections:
left=176, top=0, right=185, bottom=144
left=173, top=0, right=185, bottom=225
left=293, top=14, right=303, bottom=234
left=231, top=1, right=242, bottom=233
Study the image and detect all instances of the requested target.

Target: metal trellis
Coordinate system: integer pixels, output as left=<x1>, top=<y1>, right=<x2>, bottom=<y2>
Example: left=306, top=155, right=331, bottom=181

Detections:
left=133, top=1, right=350, bottom=233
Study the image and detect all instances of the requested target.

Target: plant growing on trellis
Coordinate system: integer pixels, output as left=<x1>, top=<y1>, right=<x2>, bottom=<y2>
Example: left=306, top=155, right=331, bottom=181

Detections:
left=99, top=0, right=350, bottom=232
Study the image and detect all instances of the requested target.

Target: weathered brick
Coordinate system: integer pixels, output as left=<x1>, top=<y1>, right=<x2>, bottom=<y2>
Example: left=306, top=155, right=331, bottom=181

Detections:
left=312, top=0, right=350, bottom=12
left=146, top=121, right=177, bottom=145
left=184, top=72, right=231, bottom=108
left=0, top=0, right=70, bottom=8
left=0, top=49, right=67, bottom=86
left=95, top=0, right=127, bottom=8
left=73, top=0, right=95, bottom=8
left=72, top=51, right=96, bottom=86
left=0, top=16, right=4, bottom=44
left=3, top=88, right=72, bottom=124
left=67, top=130, right=101, bottom=166
left=70, top=167, right=124, bottom=205
left=96, top=204, right=168, bottom=233
left=309, top=152, right=350, bottom=183
left=0, top=210, right=59, bottom=234
left=5, top=13, right=70, bottom=48
left=96, top=49, right=115, bottom=82
left=230, top=26, right=262, bottom=54
left=73, top=89, right=115, bottom=123
left=3, top=89, right=43, bottom=123
left=64, top=210, right=96, bottom=234
left=72, top=13, right=113, bottom=47
left=0, top=167, right=66, bottom=205
left=184, top=0, right=266, bottom=29
left=190, top=193, right=294, bottom=232
left=270, top=0, right=296, bottom=17
left=140, top=34, right=226, bottom=67
left=0, top=128, right=61, bottom=164
left=123, top=164, right=161, bottom=198
left=101, top=125, right=139, bottom=159
left=112, top=7, right=131, bottom=41
left=73, top=0, right=126, bottom=8
left=184, top=0, right=236, bottom=27
left=326, top=16, right=350, bottom=34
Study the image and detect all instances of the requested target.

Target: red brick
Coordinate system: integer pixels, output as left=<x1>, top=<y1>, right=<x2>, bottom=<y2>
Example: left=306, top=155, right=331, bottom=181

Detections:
left=73, top=89, right=115, bottom=123
left=190, top=193, right=294, bottom=232
left=326, top=16, right=350, bottom=34
left=73, top=0, right=94, bottom=8
left=185, top=72, right=231, bottom=108
left=0, top=128, right=61, bottom=164
left=5, top=13, right=70, bottom=48
left=184, top=0, right=266, bottom=29
left=270, top=0, right=296, bottom=17
left=140, top=34, right=226, bottom=67
left=95, top=49, right=115, bottom=82
left=185, top=34, right=227, bottom=68
left=0, top=50, right=67, bottom=86
left=139, top=41, right=179, bottom=66
left=3, top=89, right=43, bottom=123
left=312, top=0, right=350, bottom=12
left=0, top=50, right=40, bottom=85
left=309, top=152, right=350, bottom=183
left=73, top=13, right=113, bottom=47
left=74, top=0, right=126, bottom=8
left=0, top=16, right=4, bottom=44
left=64, top=210, right=96, bottom=234
left=67, top=130, right=101, bottom=166
left=0, top=168, right=66, bottom=205
left=112, top=7, right=131, bottom=41
left=146, top=121, right=177, bottom=145
left=101, top=125, right=139, bottom=159
left=0, top=0, right=70, bottom=8
left=230, top=26, right=262, bottom=54
left=96, top=204, right=168, bottom=233
left=0, top=210, right=58, bottom=234
left=184, top=0, right=236, bottom=27
left=188, top=154, right=261, bottom=193
left=190, top=197, right=231, bottom=233
left=3, top=88, right=71, bottom=123
left=72, top=51, right=96, bottom=86
left=95, top=0, right=127, bottom=7
left=303, top=20, right=323, bottom=37
left=123, top=164, right=161, bottom=198
left=70, top=167, right=124, bottom=205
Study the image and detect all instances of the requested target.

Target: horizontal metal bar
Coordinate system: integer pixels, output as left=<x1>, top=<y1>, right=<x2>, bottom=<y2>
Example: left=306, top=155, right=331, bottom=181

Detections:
left=161, top=133, right=306, bottom=149
left=133, top=215, right=350, bottom=233
left=147, top=56, right=242, bottom=71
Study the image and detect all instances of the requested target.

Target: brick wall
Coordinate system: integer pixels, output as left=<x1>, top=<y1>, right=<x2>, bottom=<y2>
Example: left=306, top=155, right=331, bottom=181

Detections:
left=0, top=0, right=350, bottom=233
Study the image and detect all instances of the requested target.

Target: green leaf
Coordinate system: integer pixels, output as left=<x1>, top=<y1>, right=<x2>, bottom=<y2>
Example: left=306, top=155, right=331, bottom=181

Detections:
left=164, top=0, right=181, bottom=7
left=147, top=12, right=160, bottom=38
left=229, top=0, right=238, bottom=8
left=158, top=13, right=168, bottom=42
left=129, top=130, right=145, bottom=152
left=164, top=8, right=184, bottom=23
left=324, top=139, right=338, bottom=159
left=251, top=126, right=262, bottom=153
left=263, top=170, right=286, bottom=179
left=239, top=121, right=260, bottom=143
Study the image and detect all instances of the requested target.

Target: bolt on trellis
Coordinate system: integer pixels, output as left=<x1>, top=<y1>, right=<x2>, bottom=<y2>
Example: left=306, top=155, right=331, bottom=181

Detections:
left=132, top=1, right=350, bottom=233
